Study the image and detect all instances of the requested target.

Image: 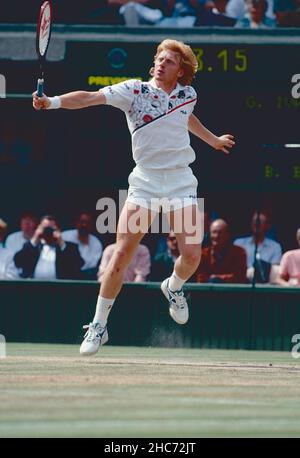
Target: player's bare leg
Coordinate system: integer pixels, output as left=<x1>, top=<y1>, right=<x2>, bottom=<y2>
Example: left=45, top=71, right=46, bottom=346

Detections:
left=80, top=203, right=156, bottom=355
left=161, top=205, right=202, bottom=324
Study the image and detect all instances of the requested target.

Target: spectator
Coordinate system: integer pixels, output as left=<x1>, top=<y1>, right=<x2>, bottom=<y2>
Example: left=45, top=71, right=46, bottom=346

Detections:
left=14, top=215, right=84, bottom=280
left=98, top=243, right=150, bottom=282
left=234, top=211, right=282, bottom=282
left=151, top=231, right=180, bottom=280
left=226, top=0, right=275, bottom=20
left=120, top=0, right=199, bottom=26
left=276, top=228, right=300, bottom=286
left=62, top=212, right=103, bottom=280
left=0, top=218, right=11, bottom=279
left=5, top=213, right=38, bottom=256
left=235, top=0, right=276, bottom=27
left=196, top=219, right=247, bottom=283
left=120, top=0, right=165, bottom=25
left=157, top=0, right=200, bottom=26
left=275, top=0, right=300, bottom=26
left=195, top=0, right=238, bottom=25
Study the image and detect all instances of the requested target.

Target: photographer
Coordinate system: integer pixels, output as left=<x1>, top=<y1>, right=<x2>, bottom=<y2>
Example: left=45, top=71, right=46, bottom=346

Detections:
left=14, top=215, right=84, bottom=280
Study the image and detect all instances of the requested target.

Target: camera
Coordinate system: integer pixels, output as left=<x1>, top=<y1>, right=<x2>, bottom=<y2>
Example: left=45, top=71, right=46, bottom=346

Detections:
left=43, top=226, right=55, bottom=237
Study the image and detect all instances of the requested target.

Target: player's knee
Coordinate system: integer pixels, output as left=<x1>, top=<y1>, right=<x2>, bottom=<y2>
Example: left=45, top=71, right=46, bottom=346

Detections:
left=182, top=247, right=201, bottom=267
left=111, top=248, right=132, bottom=271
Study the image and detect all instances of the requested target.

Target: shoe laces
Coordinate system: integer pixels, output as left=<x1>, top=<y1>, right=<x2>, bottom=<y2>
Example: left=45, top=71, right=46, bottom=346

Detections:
left=176, top=294, right=186, bottom=310
left=170, top=289, right=186, bottom=310
left=83, top=323, right=104, bottom=342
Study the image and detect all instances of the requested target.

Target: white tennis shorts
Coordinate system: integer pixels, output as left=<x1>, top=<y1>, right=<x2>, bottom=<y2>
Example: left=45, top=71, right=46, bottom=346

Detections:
left=127, top=166, right=198, bottom=212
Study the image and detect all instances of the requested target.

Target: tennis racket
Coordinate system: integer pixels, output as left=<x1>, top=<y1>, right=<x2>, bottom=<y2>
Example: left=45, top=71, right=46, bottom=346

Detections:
left=36, top=1, right=53, bottom=97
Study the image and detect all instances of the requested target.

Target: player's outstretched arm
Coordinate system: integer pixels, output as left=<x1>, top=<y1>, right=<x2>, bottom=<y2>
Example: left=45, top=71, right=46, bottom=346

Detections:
left=32, top=90, right=106, bottom=111
left=188, top=113, right=235, bottom=154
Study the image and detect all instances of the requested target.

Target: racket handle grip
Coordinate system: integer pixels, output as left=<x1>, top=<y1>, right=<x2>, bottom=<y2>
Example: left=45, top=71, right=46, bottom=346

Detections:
left=37, top=78, right=44, bottom=97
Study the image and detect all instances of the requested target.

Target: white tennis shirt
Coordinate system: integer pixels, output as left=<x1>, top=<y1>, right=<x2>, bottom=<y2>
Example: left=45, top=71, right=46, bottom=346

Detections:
left=101, top=79, right=197, bottom=170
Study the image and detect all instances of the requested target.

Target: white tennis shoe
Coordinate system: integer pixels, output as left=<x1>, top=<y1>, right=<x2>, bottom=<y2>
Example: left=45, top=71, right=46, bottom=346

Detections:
left=161, top=278, right=189, bottom=325
left=80, top=322, right=108, bottom=356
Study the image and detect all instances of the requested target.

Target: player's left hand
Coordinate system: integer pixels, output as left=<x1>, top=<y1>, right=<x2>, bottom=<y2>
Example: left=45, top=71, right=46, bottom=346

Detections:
left=214, top=134, right=235, bottom=154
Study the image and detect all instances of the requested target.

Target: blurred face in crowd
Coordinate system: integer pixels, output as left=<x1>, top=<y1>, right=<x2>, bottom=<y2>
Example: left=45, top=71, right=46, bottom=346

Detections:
left=153, top=50, right=184, bottom=87
left=251, top=212, right=271, bottom=237
left=210, top=219, right=231, bottom=251
left=246, top=0, right=267, bottom=23
left=76, top=213, right=93, bottom=237
left=20, top=214, right=38, bottom=239
left=167, top=231, right=179, bottom=257
left=0, top=220, right=7, bottom=243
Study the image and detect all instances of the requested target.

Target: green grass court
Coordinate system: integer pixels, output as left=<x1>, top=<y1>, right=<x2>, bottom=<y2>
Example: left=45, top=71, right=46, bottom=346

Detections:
left=1, top=344, right=300, bottom=438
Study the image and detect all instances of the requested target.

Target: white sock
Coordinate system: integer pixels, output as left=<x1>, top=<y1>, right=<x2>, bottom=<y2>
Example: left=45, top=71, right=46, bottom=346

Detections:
left=168, top=272, right=186, bottom=292
left=93, top=296, right=115, bottom=327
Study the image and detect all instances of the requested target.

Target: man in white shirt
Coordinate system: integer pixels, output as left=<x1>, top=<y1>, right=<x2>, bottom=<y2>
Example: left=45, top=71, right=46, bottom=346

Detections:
left=63, top=212, right=103, bottom=279
left=33, top=39, right=235, bottom=356
left=234, top=211, right=282, bottom=281
left=5, top=213, right=38, bottom=256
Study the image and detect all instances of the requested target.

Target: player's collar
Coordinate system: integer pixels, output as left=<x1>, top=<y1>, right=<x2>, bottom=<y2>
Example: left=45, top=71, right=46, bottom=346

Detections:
left=149, top=79, right=184, bottom=95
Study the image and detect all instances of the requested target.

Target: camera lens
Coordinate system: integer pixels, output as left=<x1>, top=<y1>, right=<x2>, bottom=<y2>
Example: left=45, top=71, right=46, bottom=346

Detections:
left=43, top=227, right=54, bottom=237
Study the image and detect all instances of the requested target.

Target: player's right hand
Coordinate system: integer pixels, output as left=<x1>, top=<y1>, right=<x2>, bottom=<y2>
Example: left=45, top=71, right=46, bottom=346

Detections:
left=32, top=92, right=50, bottom=110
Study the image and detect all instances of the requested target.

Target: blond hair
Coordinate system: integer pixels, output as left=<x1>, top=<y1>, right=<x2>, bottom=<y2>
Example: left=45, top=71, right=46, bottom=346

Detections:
left=150, top=39, right=198, bottom=86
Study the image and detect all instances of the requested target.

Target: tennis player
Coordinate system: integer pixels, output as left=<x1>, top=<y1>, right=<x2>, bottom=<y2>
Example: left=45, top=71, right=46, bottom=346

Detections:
left=33, top=39, right=235, bottom=355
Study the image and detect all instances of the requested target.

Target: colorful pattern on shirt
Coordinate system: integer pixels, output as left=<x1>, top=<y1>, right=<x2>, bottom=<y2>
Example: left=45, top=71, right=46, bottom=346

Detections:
left=104, top=79, right=197, bottom=133
left=130, top=81, right=196, bottom=133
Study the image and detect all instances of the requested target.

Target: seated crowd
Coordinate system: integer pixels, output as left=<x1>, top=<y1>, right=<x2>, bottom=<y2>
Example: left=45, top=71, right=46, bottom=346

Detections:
left=0, top=209, right=299, bottom=286
left=1, top=0, right=300, bottom=27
